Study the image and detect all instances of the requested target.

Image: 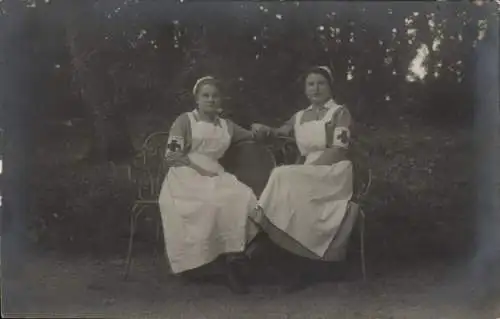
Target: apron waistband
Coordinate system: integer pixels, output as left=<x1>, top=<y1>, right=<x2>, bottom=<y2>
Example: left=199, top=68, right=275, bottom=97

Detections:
left=188, top=153, right=224, bottom=174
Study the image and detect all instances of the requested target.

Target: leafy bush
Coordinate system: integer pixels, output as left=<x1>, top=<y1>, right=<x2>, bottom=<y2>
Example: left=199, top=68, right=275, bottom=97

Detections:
left=26, top=162, right=136, bottom=255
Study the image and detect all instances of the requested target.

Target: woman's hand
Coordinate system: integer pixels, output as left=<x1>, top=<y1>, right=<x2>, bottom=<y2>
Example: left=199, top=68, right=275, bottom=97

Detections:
left=190, top=163, right=220, bottom=177
left=251, top=123, right=272, bottom=140
left=166, top=152, right=219, bottom=177
left=165, top=152, right=190, bottom=167
left=310, top=148, right=348, bottom=166
left=197, top=169, right=219, bottom=177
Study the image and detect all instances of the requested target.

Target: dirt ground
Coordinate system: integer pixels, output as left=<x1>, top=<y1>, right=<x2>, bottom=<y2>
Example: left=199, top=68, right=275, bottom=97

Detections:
left=2, top=242, right=499, bottom=319
left=3, top=116, right=497, bottom=318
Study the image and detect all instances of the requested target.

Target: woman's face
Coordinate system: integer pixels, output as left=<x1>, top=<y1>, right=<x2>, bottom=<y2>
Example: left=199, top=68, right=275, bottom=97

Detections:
left=195, top=83, right=222, bottom=115
left=304, top=72, right=332, bottom=106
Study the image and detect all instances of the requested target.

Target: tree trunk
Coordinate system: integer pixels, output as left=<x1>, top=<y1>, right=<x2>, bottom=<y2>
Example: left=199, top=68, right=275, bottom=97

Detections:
left=65, top=2, right=134, bottom=163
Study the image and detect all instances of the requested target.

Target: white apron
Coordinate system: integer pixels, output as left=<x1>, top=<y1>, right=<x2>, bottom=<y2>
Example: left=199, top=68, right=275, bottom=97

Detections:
left=158, top=111, right=258, bottom=274
left=252, top=103, right=354, bottom=259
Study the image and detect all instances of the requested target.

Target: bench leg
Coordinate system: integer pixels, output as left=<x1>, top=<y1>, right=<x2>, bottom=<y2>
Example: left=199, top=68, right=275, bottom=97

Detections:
left=123, top=204, right=147, bottom=280
left=153, top=221, right=162, bottom=259
left=359, top=209, right=366, bottom=281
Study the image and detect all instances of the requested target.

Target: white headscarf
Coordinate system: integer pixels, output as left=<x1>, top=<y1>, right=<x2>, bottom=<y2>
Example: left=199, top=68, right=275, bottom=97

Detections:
left=192, top=76, right=216, bottom=96
left=315, top=65, right=334, bottom=86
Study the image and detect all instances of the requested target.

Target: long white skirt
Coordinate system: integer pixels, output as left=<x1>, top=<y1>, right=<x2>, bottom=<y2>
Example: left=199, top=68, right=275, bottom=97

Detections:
left=251, top=160, right=354, bottom=260
left=158, top=166, right=258, bottom=274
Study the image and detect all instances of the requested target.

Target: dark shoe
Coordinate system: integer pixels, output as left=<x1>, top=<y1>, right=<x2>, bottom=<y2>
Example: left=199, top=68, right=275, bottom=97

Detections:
left=226, top=266, right=250, bottom=294
left=225, top=254, right=250, bottom=294
left=282, top=273, right=310, bottom=293
left=280, top=255, right=313, bottom=293
left=246, top=234, right=275, bottom=270
left=245, top=233, right=268, bottom=260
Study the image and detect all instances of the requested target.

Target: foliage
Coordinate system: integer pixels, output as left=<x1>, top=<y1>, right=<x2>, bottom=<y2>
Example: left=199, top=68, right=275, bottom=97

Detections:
left=26, top=162, right=135, bottom=254
left=0, top=0, right=494, bottom=254
left=1, top=1, right=492, bottom=128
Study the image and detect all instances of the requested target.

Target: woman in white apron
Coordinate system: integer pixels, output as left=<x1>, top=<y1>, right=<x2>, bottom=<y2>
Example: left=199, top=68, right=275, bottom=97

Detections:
left=251, top=66, right=354, bottom=292
left=158, top=76, right=259, bottom=294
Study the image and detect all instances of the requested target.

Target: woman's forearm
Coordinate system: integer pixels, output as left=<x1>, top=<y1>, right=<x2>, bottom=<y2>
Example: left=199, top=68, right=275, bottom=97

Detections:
left=188, top=161, right=218, bottom=177
left=233, top=124, right=257, bottom=143
left=168, top=155, right=217, bottom=176
left=271, top=126, right=292, bottom=138
left=310, top=148, right=348, bottom=166
left=241, top=128, right=256, bottom=142
left=270, top=127, right=281, bottom=137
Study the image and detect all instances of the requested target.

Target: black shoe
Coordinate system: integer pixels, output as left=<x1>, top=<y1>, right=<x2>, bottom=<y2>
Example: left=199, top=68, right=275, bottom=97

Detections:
left=245, top=233, right=267, bottom=260
left=226, top=267, right=250, bottom=294
left=225, top=255, right=250, bottom=295
left=282, top=274, right=310, bottom=293
left=280, top=256, right=313, bottom=293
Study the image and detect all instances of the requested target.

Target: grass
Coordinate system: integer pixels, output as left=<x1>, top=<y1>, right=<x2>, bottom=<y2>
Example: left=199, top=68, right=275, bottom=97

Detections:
left=355, top=120, right=475, bottom=262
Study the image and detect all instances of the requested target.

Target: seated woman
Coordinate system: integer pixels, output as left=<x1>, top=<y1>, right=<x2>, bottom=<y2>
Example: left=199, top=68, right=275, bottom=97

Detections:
left=158, top=76, right=259, bottom=294
left=250, top=66, right=354, bottom=292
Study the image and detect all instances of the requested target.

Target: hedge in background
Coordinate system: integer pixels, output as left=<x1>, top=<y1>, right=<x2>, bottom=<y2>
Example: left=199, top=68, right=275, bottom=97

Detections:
left=26, top=162, right=136, bottom=255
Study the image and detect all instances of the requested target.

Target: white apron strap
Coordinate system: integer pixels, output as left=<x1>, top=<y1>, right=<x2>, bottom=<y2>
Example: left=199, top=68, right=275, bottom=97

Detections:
left=294, top=110, right=304, bottom=128
left=220, top=118, right=229, bottom=134
left=187, top=111, right=197, bottom=126
left=322, top=104, right=341, bottom=124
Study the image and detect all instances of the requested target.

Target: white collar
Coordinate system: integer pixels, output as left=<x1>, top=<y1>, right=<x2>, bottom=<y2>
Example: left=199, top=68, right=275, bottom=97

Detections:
left=192, top=109, right=222, bottom=126
left=307, top=99, right=338, bottom=110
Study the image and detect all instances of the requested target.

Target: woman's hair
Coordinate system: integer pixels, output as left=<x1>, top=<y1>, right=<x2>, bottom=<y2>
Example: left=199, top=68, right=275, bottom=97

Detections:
left=192, top=76, right=220, bottom=96
left=304, top=65, right=334, bottom=90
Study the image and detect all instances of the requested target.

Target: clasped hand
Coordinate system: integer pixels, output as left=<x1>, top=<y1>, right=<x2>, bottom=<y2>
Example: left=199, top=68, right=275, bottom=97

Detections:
left=165, top=152, right=190, bottom=167
left=251, top=123, right=272, bottom=140
left=165, top=152, right=218, bottom=177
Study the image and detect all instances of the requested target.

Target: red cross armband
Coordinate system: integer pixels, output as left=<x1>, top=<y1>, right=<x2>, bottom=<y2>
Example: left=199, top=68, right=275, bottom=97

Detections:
left=333, top=127, right=350, bottom=149
left=165, top=136, right=184, bottom=157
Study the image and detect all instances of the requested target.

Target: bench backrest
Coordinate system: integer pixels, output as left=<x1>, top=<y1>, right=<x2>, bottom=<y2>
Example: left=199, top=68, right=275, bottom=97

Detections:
left=220, top=140, right=276, bottom=197
left=131, top=131, right=170, bottom=200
